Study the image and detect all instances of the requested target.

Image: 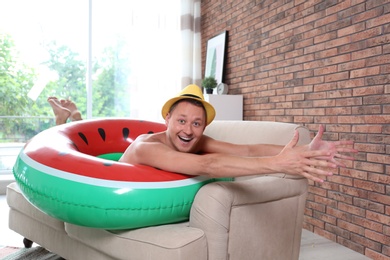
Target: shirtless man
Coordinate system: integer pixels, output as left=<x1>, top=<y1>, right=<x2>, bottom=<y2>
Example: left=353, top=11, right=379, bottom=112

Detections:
left=48, top=86, right=357, bottom=182
left=119, top=84, right=357, bottom=182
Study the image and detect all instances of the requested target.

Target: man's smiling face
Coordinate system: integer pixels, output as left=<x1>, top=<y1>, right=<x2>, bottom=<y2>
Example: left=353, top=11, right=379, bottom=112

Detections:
left=165, top=100, right=206, bottom=153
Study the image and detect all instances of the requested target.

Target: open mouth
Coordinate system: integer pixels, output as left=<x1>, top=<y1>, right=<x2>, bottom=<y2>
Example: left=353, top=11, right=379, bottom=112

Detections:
left=178, top=136, right=193, bottom=143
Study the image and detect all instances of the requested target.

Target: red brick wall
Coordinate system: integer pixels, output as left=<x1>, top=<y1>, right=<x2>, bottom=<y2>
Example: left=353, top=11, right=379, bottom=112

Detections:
left=201, top=0, right=390, bottom=259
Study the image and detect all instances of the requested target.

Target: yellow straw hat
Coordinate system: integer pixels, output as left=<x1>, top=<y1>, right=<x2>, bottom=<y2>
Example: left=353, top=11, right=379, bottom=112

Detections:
left=161, top=84, right=216, bottom=125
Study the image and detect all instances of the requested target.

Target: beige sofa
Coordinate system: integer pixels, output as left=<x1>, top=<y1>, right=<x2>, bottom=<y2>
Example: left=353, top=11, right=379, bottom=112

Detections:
left=7, top=121, right=310, bottom=260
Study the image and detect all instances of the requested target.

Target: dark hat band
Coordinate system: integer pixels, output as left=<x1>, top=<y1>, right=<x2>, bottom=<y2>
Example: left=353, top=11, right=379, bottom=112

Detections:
left=181, top=94, right=202, bottom=100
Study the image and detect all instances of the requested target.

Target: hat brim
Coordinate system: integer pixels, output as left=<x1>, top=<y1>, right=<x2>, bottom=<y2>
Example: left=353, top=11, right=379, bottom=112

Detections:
left=161, top=96, right=215, bottom=126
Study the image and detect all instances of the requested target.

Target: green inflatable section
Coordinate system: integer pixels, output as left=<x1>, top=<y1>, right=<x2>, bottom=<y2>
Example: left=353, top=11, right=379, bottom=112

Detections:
left=96, top=153, right=123, bottom=161
left=13, top=153, right=231, bottom=230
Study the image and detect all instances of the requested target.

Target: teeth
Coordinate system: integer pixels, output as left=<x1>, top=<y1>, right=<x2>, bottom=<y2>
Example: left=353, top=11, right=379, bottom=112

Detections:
left=179, top=136, right=192, bottom=142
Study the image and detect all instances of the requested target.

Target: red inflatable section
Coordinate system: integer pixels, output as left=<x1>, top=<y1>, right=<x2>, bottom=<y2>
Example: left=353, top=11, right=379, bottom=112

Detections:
left=24, top=118, right=191, bottom=182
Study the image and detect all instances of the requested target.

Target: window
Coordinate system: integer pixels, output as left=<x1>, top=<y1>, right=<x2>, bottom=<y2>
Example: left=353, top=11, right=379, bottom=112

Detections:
left=0, top=0, right=181, bottom=176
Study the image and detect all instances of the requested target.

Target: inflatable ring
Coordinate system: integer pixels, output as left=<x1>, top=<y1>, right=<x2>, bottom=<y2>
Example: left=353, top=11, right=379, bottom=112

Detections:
left=13, top=118, right=227, bottom=230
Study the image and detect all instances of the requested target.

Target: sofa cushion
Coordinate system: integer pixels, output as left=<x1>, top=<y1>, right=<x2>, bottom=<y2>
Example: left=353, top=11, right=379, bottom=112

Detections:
left=65, top=222, right=207, bottom=260
left=7, top=182, right=65, bottom=232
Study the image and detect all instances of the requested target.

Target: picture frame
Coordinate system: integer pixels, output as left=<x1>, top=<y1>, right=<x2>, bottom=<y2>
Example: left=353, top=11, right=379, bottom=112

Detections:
left=204, top=31, right=227, bottom=83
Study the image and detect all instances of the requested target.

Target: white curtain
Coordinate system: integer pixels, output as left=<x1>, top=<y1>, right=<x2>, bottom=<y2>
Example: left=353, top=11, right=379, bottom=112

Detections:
left=180, top=0, right=202, bottom=89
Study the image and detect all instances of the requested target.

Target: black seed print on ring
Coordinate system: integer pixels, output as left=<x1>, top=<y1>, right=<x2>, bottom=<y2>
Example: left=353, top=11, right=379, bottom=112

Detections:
left=78, top=132, right=88, bottom=145
left=123, top=128, right=129, bottom=140
left=71, top=141, right=79, bottom=150
left=98, top=128, right=106, bottom=141
left=148, top=131, right=154, bottom=134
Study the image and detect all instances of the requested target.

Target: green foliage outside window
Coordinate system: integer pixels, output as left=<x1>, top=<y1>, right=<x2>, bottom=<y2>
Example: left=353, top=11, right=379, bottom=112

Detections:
left=0, top=33, right=131, bottom=142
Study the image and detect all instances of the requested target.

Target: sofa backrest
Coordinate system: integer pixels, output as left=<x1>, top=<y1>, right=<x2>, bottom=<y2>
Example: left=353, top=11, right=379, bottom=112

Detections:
left=204, top=120, right=311, bottom=146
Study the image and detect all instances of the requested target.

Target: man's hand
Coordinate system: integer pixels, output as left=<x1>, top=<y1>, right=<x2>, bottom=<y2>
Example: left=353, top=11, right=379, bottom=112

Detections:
left=275, top=130, right=334, bottom=183
left=309, top=125, right=358, bottom=167
left=275, top=126, right=358, bottom=183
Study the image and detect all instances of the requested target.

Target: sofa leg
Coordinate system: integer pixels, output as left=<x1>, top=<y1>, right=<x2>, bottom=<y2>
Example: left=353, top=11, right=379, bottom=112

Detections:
left=23, top=238, right=33, bottom=248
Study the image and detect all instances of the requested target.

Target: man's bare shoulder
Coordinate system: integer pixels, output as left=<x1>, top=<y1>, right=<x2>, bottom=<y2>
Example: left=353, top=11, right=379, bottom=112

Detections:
left=119, top=131, right=167, bottom=164
left=130, top=131, right=169, bottom=152
left=135, top=131, right=166, bottom=144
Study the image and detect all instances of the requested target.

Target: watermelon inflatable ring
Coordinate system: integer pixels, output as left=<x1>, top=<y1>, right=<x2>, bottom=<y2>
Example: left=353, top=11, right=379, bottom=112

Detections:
left=13, top=118, right=224, bottom=230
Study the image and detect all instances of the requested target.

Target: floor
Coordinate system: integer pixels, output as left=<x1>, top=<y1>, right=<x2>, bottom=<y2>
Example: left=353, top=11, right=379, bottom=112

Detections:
left=0, top=195, right=371, bottom=259
left=299, top=229, right=370, bottom=260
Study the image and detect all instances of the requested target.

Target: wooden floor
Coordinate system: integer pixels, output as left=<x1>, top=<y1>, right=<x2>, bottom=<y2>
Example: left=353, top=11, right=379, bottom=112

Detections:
left=0, top=195, right=370, bottom=259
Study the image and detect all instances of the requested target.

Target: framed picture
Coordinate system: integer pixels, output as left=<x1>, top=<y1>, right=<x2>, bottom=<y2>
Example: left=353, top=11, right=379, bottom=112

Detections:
left=205, top=31, right=227, bottom=83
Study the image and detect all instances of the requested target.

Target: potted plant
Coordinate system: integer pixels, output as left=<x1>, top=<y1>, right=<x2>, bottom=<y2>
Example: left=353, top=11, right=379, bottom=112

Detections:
left=202, top=76, right=218, bottom=94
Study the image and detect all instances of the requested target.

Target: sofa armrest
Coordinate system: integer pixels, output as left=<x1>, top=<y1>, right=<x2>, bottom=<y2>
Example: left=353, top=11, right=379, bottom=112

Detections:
left=189, top=176, right=308, bottom=260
